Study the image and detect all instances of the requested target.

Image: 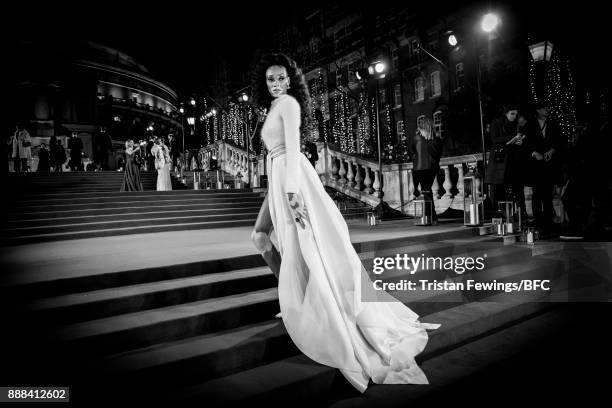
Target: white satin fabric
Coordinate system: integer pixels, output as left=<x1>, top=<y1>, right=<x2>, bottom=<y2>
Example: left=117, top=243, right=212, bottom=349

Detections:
left=266, top=147, right=440, bottom=392
left=152, top=144, right=172, bottom=191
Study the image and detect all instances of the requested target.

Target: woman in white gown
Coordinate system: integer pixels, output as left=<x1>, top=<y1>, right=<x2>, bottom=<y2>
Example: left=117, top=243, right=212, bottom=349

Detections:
left=249, top=53, right=439, bottom=393
left=151, top=137, right=172, bottom=191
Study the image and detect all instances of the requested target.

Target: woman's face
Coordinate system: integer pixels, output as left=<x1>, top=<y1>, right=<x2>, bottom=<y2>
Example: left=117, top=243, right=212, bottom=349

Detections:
left=266, top=65, right=290, bottom=99
left=505, top=110, right=518, bottom=122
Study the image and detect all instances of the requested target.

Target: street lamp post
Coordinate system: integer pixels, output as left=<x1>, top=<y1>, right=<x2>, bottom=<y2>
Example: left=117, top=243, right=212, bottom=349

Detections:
left=365, top=61, right=388, bottom=219
left=238, top=92, right=251, bottom=188
left=179, top=105, right=185, bottom=177
left=374, top=79, right=383, bottom=200
left=187, top=116, right=195, bottom=171
left=476, top=54, right=487, bottom=183
left=417, top=12, right=499, bottom=200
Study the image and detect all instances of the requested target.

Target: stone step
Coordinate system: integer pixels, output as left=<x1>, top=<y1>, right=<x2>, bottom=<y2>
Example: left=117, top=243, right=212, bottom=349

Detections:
left=170, top=290, right=557, bottom=406
left=4, top=229, right=488, bottom=300
left=26, top=236, right=510, bottom=325
left=3, top=212, right=260, bottom=237
left=27, top=267, right=276, bottom=325
left=6, top=207, right=263, bottom=227
left=86, top=244, right=553, bottom=391
left=10, top=189, right=257, bottom=199
left=49, top=287, right=280, bottom=357
left=1, top=218, right=257, bottom=245
left=7, top=197, right=264, bottom=213
left=45, top=252, right=567, bottom=360
left=5, top=202, right=264, bottom=220
left=8, top=191, right=262, bottom=206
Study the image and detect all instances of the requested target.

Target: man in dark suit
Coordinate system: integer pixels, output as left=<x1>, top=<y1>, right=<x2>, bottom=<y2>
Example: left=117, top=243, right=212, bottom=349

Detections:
left=68, top=133, right=83, bottom=171
left=526, top=102, right=563, bottom=230
left=146, top=137, right=155, bottom=171
left=301, top=140, right=319, bottom=169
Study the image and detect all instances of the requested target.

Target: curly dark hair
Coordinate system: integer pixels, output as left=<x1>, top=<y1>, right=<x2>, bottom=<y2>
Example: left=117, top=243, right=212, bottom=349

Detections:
left=251, top=53, right=312, bottom=141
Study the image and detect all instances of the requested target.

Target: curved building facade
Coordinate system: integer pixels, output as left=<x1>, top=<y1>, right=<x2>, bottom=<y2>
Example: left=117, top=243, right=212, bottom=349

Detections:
left=9, top=40, right=182, bottom=169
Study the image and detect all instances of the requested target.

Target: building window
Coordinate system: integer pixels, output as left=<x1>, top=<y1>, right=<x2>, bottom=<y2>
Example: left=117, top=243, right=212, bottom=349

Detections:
left=455, top=62, right=465, bottom=90
left=391, top=48, right=399, bottom=70
left=430, top=71, right=441, bottom=97
left=131, top=92, right=141, bottom=103
left=433, top=111, right=443, bottom=137
left=396, top=120, right=405, bottom=138
left=417, top=115, right=426, bottom=131
left=310, top=38, right=319, bottom=54
left=414, top=77, right=424, bottom=102
left=394, top=84, right=402, bottom=108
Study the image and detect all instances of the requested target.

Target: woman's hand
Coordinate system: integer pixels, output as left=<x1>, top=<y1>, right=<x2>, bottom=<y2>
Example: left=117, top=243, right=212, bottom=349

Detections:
left=287, top=192, right=307, bottom=229
left=544, top=148, right=555, bottom=161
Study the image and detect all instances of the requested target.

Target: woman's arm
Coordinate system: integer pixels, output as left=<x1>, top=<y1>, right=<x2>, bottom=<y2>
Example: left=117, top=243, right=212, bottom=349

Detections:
left=490, top=119, right=511, bottom=144
left=279, top=96, right=302, bottom=194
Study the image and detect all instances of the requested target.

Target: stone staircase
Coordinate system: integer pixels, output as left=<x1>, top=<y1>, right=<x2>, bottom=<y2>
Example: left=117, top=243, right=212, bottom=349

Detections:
left=2, top=227, right=608, bottom=405
left=2, top=188, right=264, bottom=244
left=2, top=173, right=375, bottom=245
left=325, top=186, right=372, bottom=220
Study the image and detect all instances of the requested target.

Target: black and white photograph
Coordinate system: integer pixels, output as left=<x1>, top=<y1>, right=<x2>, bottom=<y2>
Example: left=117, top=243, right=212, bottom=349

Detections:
left=1, top=1, right=611, bottom=406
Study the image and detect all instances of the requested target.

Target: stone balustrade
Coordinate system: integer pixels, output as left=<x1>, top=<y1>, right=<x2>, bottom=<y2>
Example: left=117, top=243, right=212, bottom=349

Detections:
left=200, top=140, right=564, bottom=219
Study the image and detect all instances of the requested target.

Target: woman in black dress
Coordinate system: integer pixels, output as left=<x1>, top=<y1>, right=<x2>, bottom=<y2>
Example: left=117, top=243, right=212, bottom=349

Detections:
left=120, top=139, right=143, bottom=191
left=484, top=105, right=519, bottom=208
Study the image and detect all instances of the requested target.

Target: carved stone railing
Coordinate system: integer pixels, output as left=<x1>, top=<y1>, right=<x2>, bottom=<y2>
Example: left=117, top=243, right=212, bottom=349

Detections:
left=201, top=140, right=564, bottom=220
left=317, top=142, right=487, bottom=216
left=201, top=140, right=262, bottom=187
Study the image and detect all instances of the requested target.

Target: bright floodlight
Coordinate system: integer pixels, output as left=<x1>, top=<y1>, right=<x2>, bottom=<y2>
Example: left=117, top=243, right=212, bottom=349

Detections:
left=211, top=108, right=217, bottom=115
left=374, top=62, right=385, bottom=74
left=179, top=107, right=184, bottom=114
left=448, top=34, right=458, bottom=46
left=240, top=93, right=249, bottom=102
left=190, top=98, right=196, bottom=106
left=481, top=13, right=499, bottom=33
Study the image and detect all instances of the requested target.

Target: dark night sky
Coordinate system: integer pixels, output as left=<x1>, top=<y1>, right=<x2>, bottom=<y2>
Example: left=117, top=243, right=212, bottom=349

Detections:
left=14, top=1, right=320, bottom=95
left=10, top=0, right=608, bottom=97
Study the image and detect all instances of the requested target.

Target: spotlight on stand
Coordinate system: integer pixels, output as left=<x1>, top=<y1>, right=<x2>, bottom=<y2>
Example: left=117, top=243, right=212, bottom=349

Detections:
left=368, top=61, right=387, bottom=79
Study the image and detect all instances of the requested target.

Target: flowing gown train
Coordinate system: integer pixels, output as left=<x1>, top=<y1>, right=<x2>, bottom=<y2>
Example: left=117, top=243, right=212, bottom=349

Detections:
left=261, top=94, right=440, bottom=392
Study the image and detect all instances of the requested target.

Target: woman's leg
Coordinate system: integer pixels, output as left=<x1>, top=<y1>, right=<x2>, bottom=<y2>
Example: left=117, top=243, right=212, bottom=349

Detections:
left=423, top=169, right=438, bottom=220
left=412, top=170, right=424, bottom=197
left=251, top=193, right=282, bottom=280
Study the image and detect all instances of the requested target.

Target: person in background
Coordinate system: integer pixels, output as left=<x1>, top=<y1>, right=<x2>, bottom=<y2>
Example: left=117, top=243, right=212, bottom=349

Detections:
left=54, top=140, right=66, bottom=172
left=484, top=104, right=520, bottom=210
left=37, top=143, right=50, bottom=172
left=301, top=140, right=319, bottom=168
left=152, top=137, right=172, bottom=191
left=7, top=127, right=19, bottom=172
left=411, top=117, right=443, bottom=223
left=527, top=101, right=563, bottom=231
left=68, top=133, right=83, bottom=171
left=16, top=124, right=32, bottom=172
left=120, top=140, right=143, bottom=191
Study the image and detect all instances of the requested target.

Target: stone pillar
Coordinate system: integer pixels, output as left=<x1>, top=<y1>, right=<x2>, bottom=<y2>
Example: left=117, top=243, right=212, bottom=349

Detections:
left=363, top=166, right=373, bottom=194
